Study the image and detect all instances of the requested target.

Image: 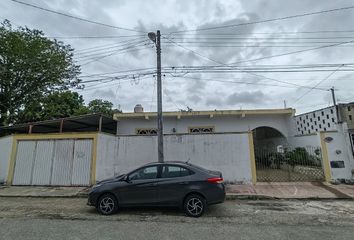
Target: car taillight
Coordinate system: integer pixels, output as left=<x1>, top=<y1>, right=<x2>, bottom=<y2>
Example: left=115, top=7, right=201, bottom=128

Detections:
left=207, top=177, right=223, bottom=183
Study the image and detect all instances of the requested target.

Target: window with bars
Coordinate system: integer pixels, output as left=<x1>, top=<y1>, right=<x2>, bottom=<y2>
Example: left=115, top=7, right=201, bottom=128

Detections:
left=188, top=126, right=215, bottom=133
left=135, top=128, right=158, bottom=135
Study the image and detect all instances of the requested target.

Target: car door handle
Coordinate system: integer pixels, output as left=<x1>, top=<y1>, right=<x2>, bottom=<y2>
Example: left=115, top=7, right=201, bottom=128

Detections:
left=179, top=181, right=189, bottom=185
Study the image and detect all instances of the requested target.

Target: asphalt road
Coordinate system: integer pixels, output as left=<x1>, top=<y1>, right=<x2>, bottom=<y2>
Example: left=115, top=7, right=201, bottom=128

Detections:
left=1, top=197, right=354, bottom=240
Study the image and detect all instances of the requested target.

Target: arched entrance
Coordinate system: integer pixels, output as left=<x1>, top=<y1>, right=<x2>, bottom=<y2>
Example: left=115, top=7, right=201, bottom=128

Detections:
left=252, top=126, right=325, bottom=182
left=252, top=126, right=287, bottom=150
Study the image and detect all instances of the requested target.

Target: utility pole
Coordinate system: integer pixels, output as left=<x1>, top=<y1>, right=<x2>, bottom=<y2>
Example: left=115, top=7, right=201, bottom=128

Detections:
left=331, top=86, right=337, bottom=106
left=148, top=30, right=164, bottom=163
left=331, top=86, right=340, bottom=123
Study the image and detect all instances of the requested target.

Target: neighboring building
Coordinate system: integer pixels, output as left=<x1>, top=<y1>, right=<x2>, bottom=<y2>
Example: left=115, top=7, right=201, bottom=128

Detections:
left=294, top=103, right=354, bottom=136
left=294, top=106, right=337, bottom=135
left=294, top=103, right=354, bottom=154
left=338, top=103, right=354, bottom=130
left=339, top=103, right=354, bottom=156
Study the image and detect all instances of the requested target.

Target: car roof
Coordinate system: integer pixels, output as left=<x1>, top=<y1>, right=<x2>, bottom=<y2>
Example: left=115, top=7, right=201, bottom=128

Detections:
left=142, top=161, right=189, bottom=167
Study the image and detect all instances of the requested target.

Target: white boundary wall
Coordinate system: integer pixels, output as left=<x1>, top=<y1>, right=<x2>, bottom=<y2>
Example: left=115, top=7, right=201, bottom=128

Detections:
left=324, top=130, right=354, bottom=180
left=289, top=130, right=354, bottom=180
left=96, top=133, right=252, bottom=183
left=0, top=136, right=13, bottom=184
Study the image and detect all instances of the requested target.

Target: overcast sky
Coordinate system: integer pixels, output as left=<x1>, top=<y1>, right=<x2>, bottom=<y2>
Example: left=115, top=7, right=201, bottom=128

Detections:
left=1, top=0, right=354, bottom=114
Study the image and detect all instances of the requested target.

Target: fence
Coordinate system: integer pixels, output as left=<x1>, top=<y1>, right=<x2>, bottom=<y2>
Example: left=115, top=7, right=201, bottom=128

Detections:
left=255, top=146, right=325, bottom=182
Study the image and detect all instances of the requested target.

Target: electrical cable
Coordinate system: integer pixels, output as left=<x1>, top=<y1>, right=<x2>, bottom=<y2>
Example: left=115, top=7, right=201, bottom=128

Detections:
left=170, top=5, right=354, bottom=33
left=293, top=65, right=344, bottom=105
left=9, top=0, right=146, bottom=33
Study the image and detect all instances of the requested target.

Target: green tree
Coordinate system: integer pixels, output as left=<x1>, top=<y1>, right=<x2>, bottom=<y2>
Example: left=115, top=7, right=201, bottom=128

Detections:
left=41, top=91, right=88, bottom=120
left=0, top=20, right=81, bottom=125
left=87, top=99, right=114, bottom=116
left=15, top=91, right=89, bottom=122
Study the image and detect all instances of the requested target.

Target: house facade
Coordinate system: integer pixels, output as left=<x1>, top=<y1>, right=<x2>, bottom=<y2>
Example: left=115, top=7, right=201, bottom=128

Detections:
left=1, top=104, right=354, bottom=187
left=114, top=107, right=294, bottom=137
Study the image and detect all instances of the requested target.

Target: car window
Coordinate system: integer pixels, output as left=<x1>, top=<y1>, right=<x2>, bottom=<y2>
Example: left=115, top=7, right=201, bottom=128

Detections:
left=128, top=166, right=158, bottom=180
left=161, top=165, right=191, bottom=178
left=186, top=162, right=210, bottom=173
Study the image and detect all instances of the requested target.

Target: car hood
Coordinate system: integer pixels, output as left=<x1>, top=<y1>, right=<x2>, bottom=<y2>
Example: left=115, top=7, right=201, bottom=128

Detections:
left=96, top=174, right=125, bottom=184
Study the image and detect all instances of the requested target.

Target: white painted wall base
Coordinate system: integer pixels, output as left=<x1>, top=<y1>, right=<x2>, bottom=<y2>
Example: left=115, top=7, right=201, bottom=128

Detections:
left=0, top=136, right=13, bottom=184
left=96, top=133, right=252, bottom=183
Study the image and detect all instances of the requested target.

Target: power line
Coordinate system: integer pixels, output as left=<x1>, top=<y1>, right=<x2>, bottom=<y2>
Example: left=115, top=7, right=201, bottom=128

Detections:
left=49, top=34, right=145, bottom=39
left=168, top=30, right=354, bottom=36
left=79, top=63, right=354, bottom=78
left=80, top=71, right=155, bottom=84
left=161, top=63, right=354, bottom=69
left=162, top=36, right=328, bottom=90
left=75, top=40, right=149, bottom=60
left=227, top=39, right=354, bottom=65
left=170, top=5, right=354, bottom=33
left=163, top=45, right=354, bottom=48
left=75, top=38, right=148, bottom=57
left=173, top=75, right=327, bottom=90
left=162, top=69, right=354, bottom=73
left=79, top=40, right=149, bottom=66
left=74, top=37, right=146, bottom=54
left=293, top=65, right=344, bottom=105
left=9, top=0, right=145, bottom=33
left=165, top=36, right=354, bottom=40
left=79, top=67, right=157, bottom=78
left=78, top=74, right=155, bottom=92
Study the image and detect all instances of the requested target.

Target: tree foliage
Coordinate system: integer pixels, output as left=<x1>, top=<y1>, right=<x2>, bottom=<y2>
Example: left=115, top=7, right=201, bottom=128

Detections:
left=14, top=91, right=118, bottom=122
left=0, top=20, right=81, bottom=125
left=87, top=99, right=114, bottom=116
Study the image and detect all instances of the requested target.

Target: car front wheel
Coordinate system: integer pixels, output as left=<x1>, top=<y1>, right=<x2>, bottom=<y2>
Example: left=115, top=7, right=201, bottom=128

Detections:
left=97, top=193, right=118, bottom=215
left=184, top=194, right=206, bottom=217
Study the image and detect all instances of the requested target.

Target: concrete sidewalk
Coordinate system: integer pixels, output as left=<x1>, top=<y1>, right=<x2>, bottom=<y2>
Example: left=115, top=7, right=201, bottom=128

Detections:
left=1, top=182, right=354, bottom=199
left=0, top=186, right=89, bottom=198
left=226, top=182, right=354, bottom=199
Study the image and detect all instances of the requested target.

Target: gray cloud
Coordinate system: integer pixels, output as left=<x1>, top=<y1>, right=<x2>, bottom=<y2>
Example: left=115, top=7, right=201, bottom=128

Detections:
left=187, top=94, right=202, bottom=104
left=226, top=90, right=269, bottom=105
left=1, top=0, right=354, bottom=114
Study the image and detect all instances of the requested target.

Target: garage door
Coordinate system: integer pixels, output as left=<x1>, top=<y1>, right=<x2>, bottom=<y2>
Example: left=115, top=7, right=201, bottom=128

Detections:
left=12, top=139, right=93, bottom=186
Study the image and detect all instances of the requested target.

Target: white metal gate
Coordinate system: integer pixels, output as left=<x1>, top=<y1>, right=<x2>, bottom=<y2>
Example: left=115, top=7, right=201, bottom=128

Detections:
left=12, top=139, right=93, bottom=186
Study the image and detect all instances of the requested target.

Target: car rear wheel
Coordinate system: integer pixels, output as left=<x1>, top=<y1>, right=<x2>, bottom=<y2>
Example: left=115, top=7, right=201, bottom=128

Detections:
left=97, top=193, right=118, bottom=215
left=184, top=194, right=206, bottom=217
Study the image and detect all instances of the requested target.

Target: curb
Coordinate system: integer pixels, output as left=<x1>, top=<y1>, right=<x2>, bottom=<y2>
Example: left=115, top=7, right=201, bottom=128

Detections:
left=0, top=193, right=352, bottom=200
left=225, top=194, right=277, bottom=200
left=0, top=193, right=271, bottom=199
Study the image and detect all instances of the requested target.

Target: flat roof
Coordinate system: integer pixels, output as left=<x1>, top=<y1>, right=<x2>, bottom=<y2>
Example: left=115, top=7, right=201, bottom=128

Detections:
left=114, top=108, right=295, bottom=120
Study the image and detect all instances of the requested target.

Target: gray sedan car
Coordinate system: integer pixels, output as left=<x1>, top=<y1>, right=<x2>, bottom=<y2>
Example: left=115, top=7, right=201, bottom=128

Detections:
left=87, top=161, right=225, bottom=217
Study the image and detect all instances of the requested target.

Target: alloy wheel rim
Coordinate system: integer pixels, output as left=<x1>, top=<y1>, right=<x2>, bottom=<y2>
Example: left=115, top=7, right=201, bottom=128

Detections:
left=186, top=198, right=203, bottom=216
left=99, top=197, right=115, bottom=214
